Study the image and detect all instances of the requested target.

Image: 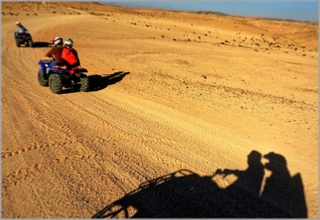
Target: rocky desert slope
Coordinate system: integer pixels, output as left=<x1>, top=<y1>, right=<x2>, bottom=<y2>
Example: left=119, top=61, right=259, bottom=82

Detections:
left=2, top=2, right=318, bottom=218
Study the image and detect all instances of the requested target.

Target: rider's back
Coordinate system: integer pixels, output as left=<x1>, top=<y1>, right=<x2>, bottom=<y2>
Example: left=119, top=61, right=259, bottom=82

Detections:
left=17, top=25, right=27, bottom=33
left=45, top=46, right=66, bottom=66
left=62, top=47, right=81, bottom=69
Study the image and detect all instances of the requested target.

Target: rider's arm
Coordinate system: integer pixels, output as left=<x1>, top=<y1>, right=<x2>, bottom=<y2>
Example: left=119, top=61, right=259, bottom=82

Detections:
left=21, top=26, right=27, bottom=32
left=216, top=168, right=241, bottom=177
left=73, top=49, right=81, bottom=66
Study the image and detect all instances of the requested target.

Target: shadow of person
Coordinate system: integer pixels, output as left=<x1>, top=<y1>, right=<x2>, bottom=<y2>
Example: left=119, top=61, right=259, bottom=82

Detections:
left=213, top=150, right=274, bottom=217
left=216, top=150, right=264, bottom=198
left=260, top=152, right=308, bottom=218
left=88, top=71, right=130, bottom=91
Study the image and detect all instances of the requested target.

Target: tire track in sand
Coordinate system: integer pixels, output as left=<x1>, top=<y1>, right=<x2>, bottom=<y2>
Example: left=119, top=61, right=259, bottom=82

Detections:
left=2, top=150, right=100, bottom=191
left=1, top=137, right=113, bottom=159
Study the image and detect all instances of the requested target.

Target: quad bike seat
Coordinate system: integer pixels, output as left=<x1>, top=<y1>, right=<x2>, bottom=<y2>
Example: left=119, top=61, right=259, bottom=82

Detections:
left=52, top=65, right=67, bottom=70
left=52, top=65, right=87, bottom=74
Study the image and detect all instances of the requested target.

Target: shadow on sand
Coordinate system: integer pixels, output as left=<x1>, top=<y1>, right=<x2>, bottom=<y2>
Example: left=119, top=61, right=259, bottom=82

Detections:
left=33, top=41, right=52, bottom=48
left=88, top=71, right=130, bottom=91
left=92, top=151, right=307, bottom=218
left=50, top=71, right=129, bottom=94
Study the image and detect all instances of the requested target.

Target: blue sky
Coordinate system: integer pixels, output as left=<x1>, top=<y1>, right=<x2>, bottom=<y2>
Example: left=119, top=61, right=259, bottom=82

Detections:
left=99, top=1, right=318, bottom=21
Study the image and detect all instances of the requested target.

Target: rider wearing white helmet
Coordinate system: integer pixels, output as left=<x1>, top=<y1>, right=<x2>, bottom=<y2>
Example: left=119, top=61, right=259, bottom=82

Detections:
left=62, top=37, right=81, bottom=69
left=63, top=38, right=73, bottom=47
left=15, top=21, right=28, bottom=33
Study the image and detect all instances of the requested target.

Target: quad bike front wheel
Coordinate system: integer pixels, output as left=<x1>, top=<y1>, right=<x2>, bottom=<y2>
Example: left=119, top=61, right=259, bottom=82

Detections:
left=48, top=74, right=63, bottom=94
left=38, top=69, right=48, bottom=86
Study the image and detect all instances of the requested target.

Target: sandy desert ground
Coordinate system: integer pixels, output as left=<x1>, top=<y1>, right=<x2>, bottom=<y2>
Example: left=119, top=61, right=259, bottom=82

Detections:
left=1, top=2, right=318, bottom=218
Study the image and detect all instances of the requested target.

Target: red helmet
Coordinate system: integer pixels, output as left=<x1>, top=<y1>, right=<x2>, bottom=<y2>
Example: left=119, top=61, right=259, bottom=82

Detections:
left=52, top=36, right=63, bottom=46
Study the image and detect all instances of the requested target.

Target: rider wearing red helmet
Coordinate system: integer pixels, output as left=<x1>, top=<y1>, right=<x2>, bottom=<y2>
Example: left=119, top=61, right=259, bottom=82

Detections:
left=45, top=37, right=67, bottom=68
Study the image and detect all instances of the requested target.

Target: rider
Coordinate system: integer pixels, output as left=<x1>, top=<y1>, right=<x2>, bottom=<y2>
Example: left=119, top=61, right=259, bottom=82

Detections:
left=45, top=37, right=67, bottom=69
left=62, top=38, right=81, bottom=69
left=15, top=22, right=28, bottom=33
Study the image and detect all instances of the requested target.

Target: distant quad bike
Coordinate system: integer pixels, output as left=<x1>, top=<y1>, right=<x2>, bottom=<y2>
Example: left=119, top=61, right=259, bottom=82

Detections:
left=38, top=59, right=90, bottom=94
left=14, top=32, right=34, bottom=47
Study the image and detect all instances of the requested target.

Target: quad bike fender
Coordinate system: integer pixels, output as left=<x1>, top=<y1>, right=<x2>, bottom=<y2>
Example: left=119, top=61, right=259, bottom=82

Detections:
left=39, top=62, right=46, bottom=74
left=69, top=68, right=88, bottom=75
left=52, top=66, right=88, bottom=75
left=38, top=61, right=50, bottom=75
left=38, top=60, right=88, bottom=76
left=14, top=33, right=30, bottom=41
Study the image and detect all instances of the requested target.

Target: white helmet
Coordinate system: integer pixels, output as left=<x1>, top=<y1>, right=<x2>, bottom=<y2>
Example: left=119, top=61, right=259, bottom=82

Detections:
left=52, top=36, right=63, bottom=46
left=15, top=21, right=21, bottom=25
left=64, top=38, right=73, bottom=47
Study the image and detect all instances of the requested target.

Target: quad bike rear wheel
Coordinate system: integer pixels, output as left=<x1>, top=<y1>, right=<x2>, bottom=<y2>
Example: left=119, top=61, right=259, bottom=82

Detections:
left=48, top=74, right=63, bottom=94
left=15, top=39, right=20, bottom=47
left=28, top=40, right=34, bottom=47
left=79, top=74, right=90, bottom=92
left=38, top=69, right=48, bottom=86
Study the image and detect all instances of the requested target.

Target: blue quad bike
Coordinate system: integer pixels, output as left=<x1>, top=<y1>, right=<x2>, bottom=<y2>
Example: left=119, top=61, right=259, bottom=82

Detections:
left=14, top=32, right=34, bottom=47
left=38, top=60, right=90, bottom=94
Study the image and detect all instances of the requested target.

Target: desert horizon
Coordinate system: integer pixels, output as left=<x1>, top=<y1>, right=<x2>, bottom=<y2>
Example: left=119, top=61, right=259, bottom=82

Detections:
left=100, top=1, right=319, bottom=23
left=2, top=1, right=318, bottom=218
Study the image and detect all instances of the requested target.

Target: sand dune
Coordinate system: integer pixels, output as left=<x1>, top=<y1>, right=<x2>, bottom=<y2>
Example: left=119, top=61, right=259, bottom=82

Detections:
left=2, top=2, right=318, bottom=218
